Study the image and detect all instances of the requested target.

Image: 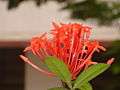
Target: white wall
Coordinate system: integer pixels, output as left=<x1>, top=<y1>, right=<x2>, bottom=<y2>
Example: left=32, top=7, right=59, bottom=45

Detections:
left=0, top=1, right=70, bottom=41
left=0, top=1, right=119, bottom=90
left=0, top=1, right=119, bottom=41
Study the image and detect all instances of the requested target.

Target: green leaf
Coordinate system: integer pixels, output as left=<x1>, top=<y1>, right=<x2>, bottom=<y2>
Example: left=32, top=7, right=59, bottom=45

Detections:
left=48, top=87, right=66, bottom=90
left=45, top=56, right=72, bottom=87
left=78, top=82, right=93, bottom=90
left=73, top=63, right=110, bottom=89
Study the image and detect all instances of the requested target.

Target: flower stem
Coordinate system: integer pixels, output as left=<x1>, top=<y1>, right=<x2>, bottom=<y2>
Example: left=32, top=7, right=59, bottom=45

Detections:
left=67, top=83, right=75, bottom=90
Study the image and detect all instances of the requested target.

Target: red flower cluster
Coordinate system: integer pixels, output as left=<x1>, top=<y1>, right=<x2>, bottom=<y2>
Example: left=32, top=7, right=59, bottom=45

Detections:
left=20, top=22, right=114, bottom=79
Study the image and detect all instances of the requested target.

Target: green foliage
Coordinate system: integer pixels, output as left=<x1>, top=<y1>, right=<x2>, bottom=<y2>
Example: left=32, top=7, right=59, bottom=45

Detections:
left=7, top=0, right=67, bottom=9
left=78, top=82, right=93, bottom=90
left=48, top=87, right=66, bottom=90
left=63, top=0, right=120, bottom=25
left=45, top=56, right=72, bottom=89
left=45, top=57, right=110, bottom=90
left=73, top=63, right=110, bottom=89
left=4, top=0, right=120, bottom=25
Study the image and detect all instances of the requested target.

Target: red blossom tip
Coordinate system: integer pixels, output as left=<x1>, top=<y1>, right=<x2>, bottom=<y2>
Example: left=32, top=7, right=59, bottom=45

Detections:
left=107, top=58, right=115, bottom=65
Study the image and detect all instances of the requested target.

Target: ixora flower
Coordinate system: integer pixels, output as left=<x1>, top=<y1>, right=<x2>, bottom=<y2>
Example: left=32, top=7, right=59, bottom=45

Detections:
left=20, top=22, right=114, bottom=90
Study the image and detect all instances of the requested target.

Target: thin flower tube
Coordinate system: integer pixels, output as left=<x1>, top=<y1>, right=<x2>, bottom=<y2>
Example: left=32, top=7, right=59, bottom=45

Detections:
left=20, top=22, right=114, bottom=79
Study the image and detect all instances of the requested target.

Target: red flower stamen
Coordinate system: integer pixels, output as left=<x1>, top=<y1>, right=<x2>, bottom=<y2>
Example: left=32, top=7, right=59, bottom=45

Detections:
left=20, top=22, right=114, bottom=79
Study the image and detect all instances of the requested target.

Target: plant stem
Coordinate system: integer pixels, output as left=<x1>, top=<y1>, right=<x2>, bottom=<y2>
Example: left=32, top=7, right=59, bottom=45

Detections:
left=67, top=82, right=74, bottom=90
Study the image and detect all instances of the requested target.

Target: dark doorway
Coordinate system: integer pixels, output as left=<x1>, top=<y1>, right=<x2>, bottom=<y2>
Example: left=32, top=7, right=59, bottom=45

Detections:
left=0, top=48, right=25, bottom=90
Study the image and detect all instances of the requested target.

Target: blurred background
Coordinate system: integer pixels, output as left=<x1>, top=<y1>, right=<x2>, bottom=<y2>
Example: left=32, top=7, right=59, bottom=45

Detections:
left=0, top=0, right=120, bottom=90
